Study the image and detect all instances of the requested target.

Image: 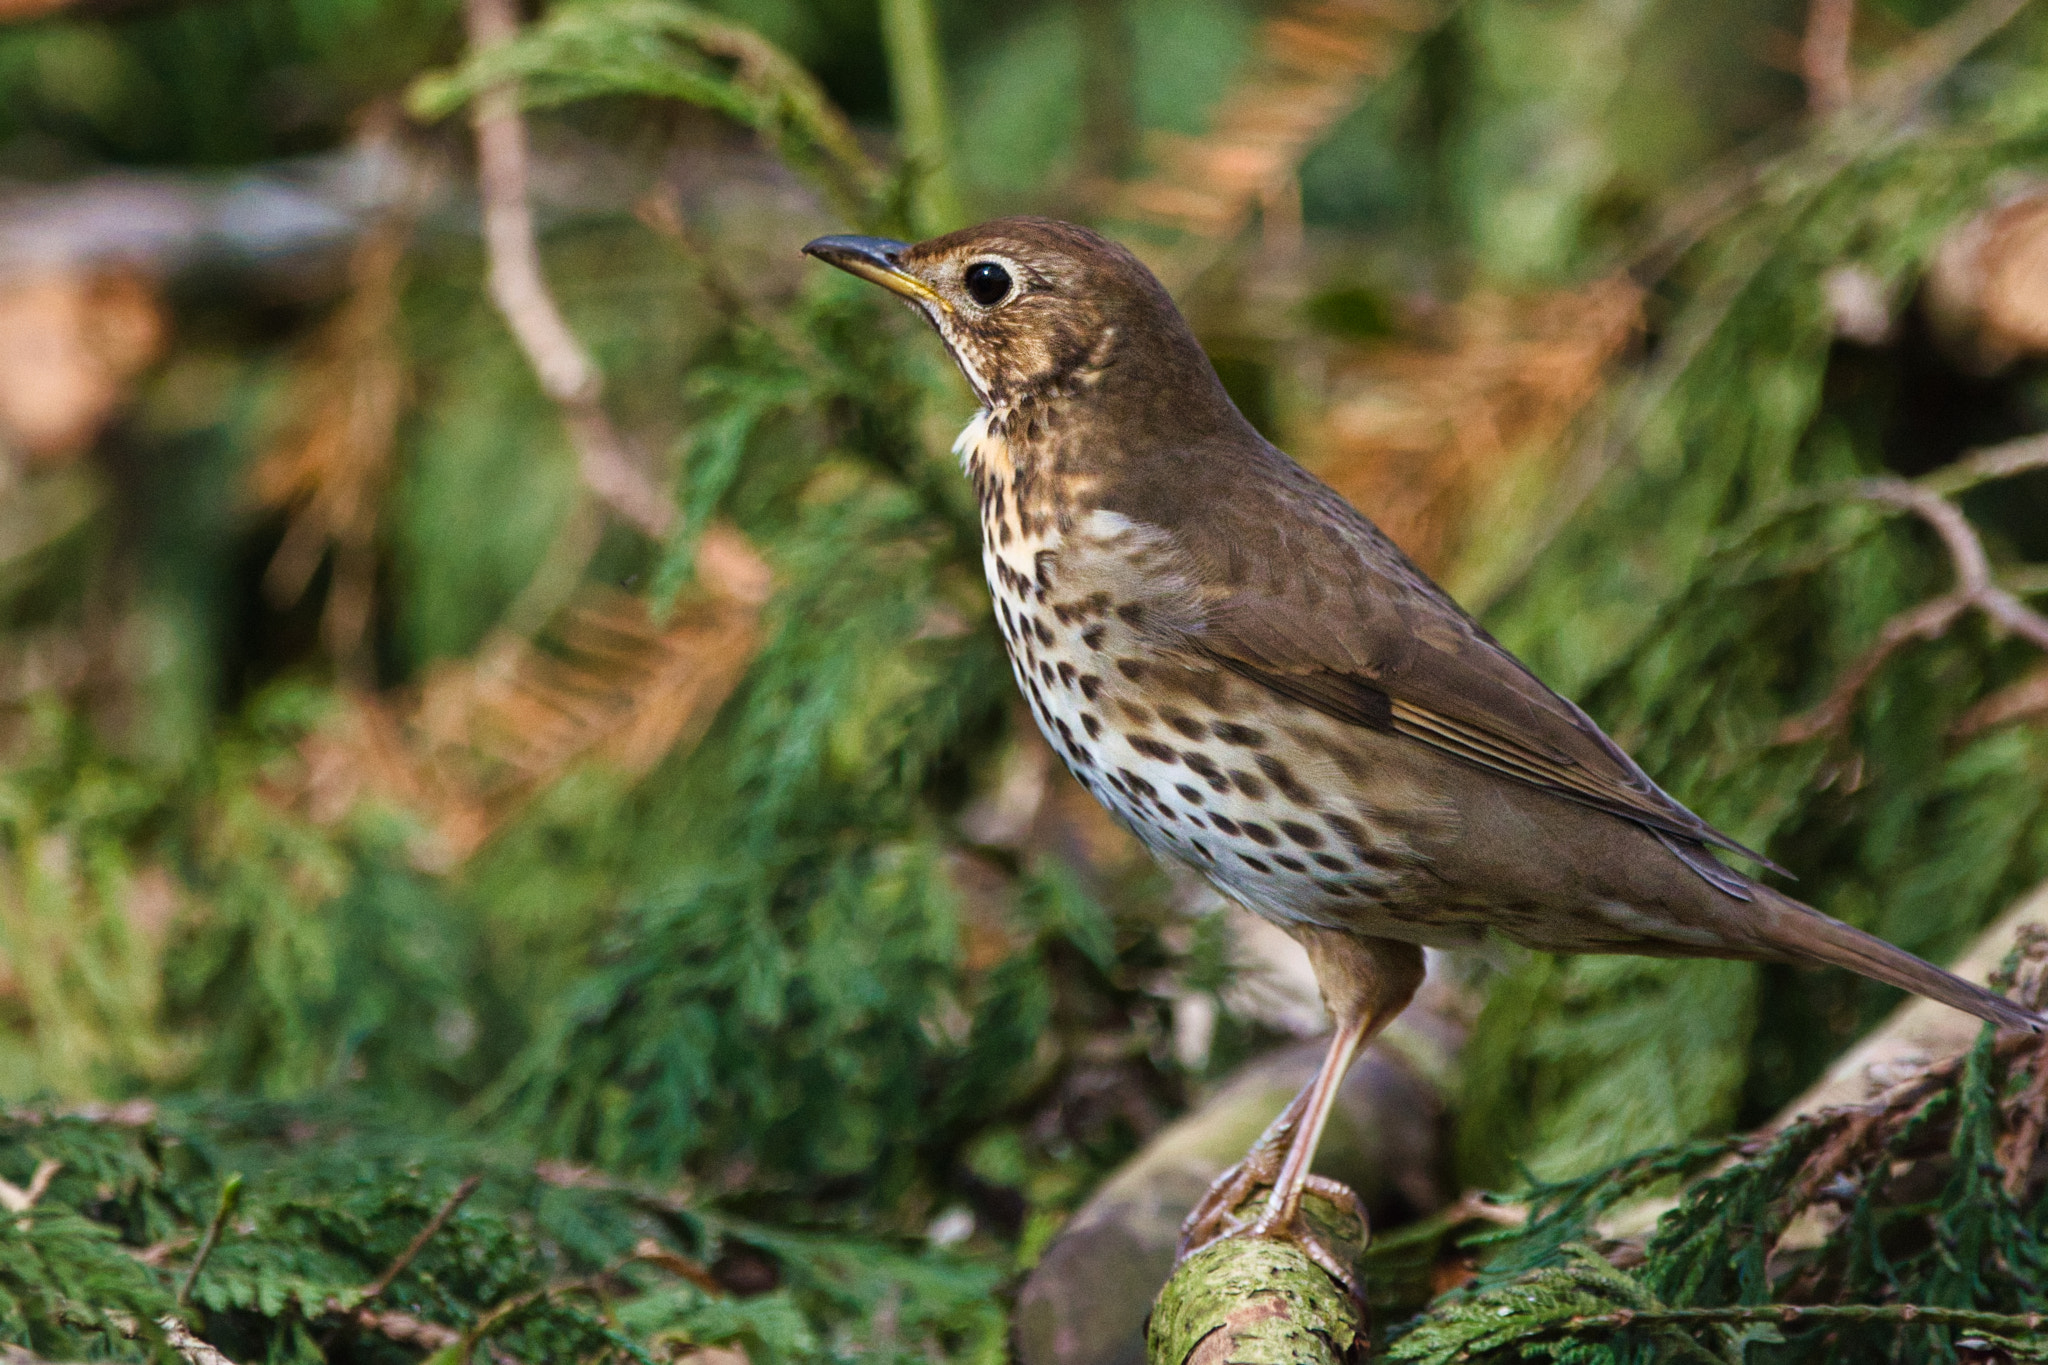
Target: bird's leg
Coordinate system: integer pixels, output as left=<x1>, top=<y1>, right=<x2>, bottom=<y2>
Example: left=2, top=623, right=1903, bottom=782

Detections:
left=1176, top=931, right=1424, bottom=1303
left=1177, top=1083, right=1314, bottom=1258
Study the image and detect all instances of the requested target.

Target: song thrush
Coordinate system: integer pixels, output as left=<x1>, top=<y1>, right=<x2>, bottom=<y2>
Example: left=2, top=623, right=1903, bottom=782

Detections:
left=803, top=217, right=2041, bottom=1294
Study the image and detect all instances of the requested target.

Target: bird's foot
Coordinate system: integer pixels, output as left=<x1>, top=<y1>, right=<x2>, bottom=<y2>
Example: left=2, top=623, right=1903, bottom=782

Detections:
left=1178, top=1153, right=1370, bottom=1307
left=1239, top=1176, right=1370, bottom=1305
left=1177, top=1089, right=1308, bottom=1260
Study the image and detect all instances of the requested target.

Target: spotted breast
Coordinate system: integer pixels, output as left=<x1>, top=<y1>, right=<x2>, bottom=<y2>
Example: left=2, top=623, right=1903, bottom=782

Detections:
left=958, top=408, right=1478, bottom=950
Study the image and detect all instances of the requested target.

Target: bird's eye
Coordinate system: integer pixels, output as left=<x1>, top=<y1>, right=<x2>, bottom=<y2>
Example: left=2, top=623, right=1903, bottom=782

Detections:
left=964, top=261, right=1012, bottom=307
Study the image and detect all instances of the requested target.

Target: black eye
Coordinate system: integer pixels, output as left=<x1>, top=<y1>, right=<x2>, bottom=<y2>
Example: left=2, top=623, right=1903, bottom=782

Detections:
left=964, top=260, right=1012, bottom=307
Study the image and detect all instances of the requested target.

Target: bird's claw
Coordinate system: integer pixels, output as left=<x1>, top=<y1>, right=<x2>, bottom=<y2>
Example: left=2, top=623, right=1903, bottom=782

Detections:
left=1240, top=1176, right=1369, bottom=1305
left=1178, top=1153, right=1370, bottom=1308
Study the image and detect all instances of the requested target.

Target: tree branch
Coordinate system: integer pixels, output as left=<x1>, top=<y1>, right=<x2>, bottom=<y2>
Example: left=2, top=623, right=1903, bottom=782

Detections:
left=1801, top=0, right=1856, bottom=115
left=1777, top=441, right=2048, bottom=744
left=1147, top=1190, right=1368, bottom=1365
left=462, top=0, right=673, bottom=540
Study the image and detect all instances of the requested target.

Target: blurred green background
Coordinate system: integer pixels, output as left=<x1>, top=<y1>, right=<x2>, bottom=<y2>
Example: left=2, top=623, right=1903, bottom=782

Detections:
left=0, top=0, right=2046, bottom=1359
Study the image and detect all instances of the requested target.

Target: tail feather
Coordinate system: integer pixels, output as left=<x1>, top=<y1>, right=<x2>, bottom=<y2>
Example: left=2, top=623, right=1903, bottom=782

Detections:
left=1750, top=886, right=2042, bottom=1034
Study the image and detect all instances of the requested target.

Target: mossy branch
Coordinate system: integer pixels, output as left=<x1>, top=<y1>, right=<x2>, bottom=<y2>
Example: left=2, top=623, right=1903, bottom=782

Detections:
left=1146, top=1191, right=1369, bottom=1365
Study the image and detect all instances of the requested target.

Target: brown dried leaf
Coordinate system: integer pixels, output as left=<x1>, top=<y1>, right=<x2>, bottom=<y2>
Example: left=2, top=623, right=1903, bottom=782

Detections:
left=1114, top=0, right=1446, bottom=243
left=293, top=527, right=771, bottom=870
left=1307, top=278, right=1642, bottom=575
left=249, top=222, right=410, bottom=672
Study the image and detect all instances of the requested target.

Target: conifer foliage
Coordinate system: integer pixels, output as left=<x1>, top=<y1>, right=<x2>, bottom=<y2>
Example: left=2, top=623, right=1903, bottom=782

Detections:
left=0, top=0, right=2045, bottom=1360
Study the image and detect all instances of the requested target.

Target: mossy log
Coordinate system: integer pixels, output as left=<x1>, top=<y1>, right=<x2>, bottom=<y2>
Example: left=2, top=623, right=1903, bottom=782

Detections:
left=1144, top=1191, right=1369, bottom=1365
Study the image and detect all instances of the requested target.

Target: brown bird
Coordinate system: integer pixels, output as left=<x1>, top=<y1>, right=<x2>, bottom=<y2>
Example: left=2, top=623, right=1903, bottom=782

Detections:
left=803, top=217, right=2041, bottom=1293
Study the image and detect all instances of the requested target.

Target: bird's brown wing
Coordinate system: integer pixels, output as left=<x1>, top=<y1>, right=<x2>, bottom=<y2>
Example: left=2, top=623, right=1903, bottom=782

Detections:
left=1109, top=451, right=1773, bottom=878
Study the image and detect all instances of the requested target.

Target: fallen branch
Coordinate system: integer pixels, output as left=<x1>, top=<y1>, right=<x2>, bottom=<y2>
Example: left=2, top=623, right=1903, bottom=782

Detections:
left=462, top=0, right=673, bottom=540
left=1146, top=1189, right=1369, bottom=1365
left=1777, top=435, right=2048, bottom=743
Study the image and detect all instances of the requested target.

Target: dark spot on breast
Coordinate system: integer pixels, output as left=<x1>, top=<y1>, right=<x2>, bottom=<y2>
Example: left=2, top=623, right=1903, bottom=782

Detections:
left=1116, top=659, right=1146, bottom=681
left=1313, top=853, right=1349, bottom=872
left=1156, top=805, right=1179, bottom=822
left=1106, top=772, right=1129, bottom=796
left=1240, top=821, right=1278, bottom=847
left=1272, top=854, right=1307, bottom=873
left=1160, top=708, right=1207, bottom=740
left=998, top=521, right=1013, bottom=546
left=1324, top=814, right=1369, bottom=851
left=1192, top=840, right=1214, bottom=862
left=1057, top=662, right=1077, bottom=688
left=1183, top=752, right=1230, bottom=792
left=1116, top=602, right=1145, bottom=625
left=1238, top=854, right=1270, bottom=873
left=1130, top=736, right=1178, bottom=763
left=1210, top=814, right=1241, bottom=836
left=1079, top=675, right=1103, bottom=700
left=1035, top=550, right=1056, bottom=591
left=1119, top=701, right=1153, bottom=727
left=1054, top=718, right=1074, bottom=743
left=1230, top=770, right=1267, bottom=801
left=1175, top=783, right=1204, bottom=804
left=1033, top=618, right=1054, bottom=646
left=1119, top=769, right=1158, bottom=800
left=1082, top=713, right=1102, bottom=739
left=1315, top=878, right=1355, bottom=898
left=1081, top=625, right=1106, bottom=650
left=1257, top=755, right=1316, bottom=805
left=1186, top=814, right=1206, bottom=829
left=1279, top=820, right=1324, bottom=849
left=1213, top=722, right=1265, bottom=747
left=1040, top=661, right=1056, bottom=686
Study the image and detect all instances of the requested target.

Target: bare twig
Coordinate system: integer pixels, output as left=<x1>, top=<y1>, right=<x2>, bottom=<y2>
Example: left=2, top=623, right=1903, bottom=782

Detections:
left=462, top=0, right=673, bottom=540
left=0, top=1157, right=60, bottom=1212
left=176, top=1173, right=242, bottom=1308
left=357, top=1174, right=483, bottom=1305
left=1955, top=665, right=2048, bottom=737
left=1777, top=446, right=2048, bottom=743
left=1802, top=0, right=1856, bottom=115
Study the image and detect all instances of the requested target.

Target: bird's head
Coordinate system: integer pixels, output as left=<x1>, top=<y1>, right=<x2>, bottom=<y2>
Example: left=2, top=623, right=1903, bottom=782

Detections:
left=803, top=217, right=1216, bottom=416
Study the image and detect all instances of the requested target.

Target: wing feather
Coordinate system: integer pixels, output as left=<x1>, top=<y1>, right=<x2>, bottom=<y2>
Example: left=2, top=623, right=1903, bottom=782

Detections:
left=1102, top=441, right=1782, bottom=875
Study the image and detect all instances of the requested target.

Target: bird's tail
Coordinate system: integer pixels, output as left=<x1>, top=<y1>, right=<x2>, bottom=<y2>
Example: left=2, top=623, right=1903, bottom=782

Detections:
left=1747, top=884, right=2042, bottom=1034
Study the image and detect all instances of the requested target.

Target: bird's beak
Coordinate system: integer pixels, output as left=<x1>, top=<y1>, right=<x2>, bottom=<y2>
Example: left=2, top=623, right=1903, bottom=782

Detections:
left=801, top=235, right=949, bottom=311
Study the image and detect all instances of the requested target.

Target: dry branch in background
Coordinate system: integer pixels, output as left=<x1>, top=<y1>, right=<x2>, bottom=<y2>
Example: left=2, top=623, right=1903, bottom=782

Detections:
left=1309, top=280, right=1642, bottom=576
left=462, top=0, right=673, bottom=540
left=1777, top=434, right=2048, bottom=744
left=1801, top=0, right=1856, bottom=115
left=295, top=524, right=770, bottom=869
left=1114, top=0, right=1447, bottom=251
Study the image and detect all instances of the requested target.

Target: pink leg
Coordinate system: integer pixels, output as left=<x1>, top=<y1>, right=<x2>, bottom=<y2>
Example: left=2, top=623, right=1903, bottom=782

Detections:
left=1173, top=930, right=1425, bottom=1304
